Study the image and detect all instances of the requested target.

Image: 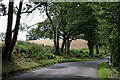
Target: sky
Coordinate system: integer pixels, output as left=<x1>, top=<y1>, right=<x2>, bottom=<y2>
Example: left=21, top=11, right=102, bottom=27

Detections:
left=0, top=0, right=47, bottom=41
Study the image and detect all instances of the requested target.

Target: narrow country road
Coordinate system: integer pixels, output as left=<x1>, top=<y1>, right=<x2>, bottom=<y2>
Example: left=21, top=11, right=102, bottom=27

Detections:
left=6, top=57, right=110, bottom=80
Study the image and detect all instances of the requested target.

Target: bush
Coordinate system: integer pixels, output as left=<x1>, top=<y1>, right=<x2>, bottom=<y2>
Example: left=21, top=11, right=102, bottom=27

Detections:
left=19, top=45, right=29, bottom=53
left=13, top=41, right=49, bottom=59
left=94, top=54, right=100, bottom=58
left=75, top=53, right=90, bottom=58
left=44, top=53, right=56, bottom=59
left=37, top=52, right=45, bottom=60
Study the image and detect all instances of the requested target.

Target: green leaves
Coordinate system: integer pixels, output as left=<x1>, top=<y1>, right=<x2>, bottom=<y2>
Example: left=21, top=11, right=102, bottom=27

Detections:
left=34, top=19, right=53, bottom=39
left=0, top=32, right=5, bottom=42
left=93, top=2, right=120, bottom=68
left=26, top=28, right=37, bottom=40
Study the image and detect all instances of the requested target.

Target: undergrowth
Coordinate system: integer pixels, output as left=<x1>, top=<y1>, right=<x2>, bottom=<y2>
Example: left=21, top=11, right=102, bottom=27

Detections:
left=99, top=62, right=120, bottom=79
left=2, top=41, right=109, bottom=78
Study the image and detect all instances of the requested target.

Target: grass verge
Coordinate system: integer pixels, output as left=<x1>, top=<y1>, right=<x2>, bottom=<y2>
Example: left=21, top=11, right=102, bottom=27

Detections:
left=99, top=62, right=113, bottom=79
left=99, top=62, right=120, bottom=79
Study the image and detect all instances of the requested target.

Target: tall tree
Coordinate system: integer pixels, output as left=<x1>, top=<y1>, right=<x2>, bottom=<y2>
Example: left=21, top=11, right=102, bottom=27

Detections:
left=44, top=2, right=63, bottom=55
left=91, top=2, right=120, bottom=68
left=62, top=3, right=98, bottom=55
left=3, top=0, right=23, bottom=59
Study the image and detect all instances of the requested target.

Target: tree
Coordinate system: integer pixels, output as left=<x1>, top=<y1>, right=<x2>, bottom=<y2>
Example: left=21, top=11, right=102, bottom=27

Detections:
left=0, top=3, right=7, bottom=16
left=62, top=3, right=98, bottom=55
left=34, top=19, right=53, bottom=39
left=102, top=3, right=120, bottom=68
left=26, top=28, right=37, bottom=40
left=91, top=2, right=120, bottom=68
left=2, top=1, right=41, bottom=59
left=34, top=2, right=98, bottom=55
left=44, top=2, right=63, bottom=55
left=3, top=0, right=23, bottom=59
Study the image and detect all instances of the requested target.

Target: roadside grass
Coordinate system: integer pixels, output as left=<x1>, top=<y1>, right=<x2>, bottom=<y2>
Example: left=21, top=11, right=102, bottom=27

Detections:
left=69, top=47, right=110, bottom=59
left=99, top=62, right=120, bottom=79
left=2, top=41, right=109, bottom=78
left=99, top=62, right=113, bottom=79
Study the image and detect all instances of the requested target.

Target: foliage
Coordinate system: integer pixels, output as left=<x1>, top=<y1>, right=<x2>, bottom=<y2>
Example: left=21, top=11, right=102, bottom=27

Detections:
left=26, top=28, right=37, bottom=40
left=0, top=3, right=7, bottom=16
left=0, top=32, right=5, bottom=42
left=44, top=53, right=55, bottom=59
left=94, top=2, right=120, bottom=69
left=1, top=1, right=120, bottom=77
left=2, top=41, right=109, bottom=78
left=99, top=62, right=113, bottom=78
left=70, top=48, right=108, bottom=59
left=14, top=41, right=46, bottom=59
left=34, top=19, right=53, bottom=39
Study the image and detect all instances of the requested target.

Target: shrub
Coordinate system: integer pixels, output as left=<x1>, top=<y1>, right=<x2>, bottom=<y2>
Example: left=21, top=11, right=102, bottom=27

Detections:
left=37, top=52, right=45, bottom=59
left=19, top=45, right=29, bottom=53
left=13, top=41, right=50, bottom=59
left=44, top=53, right=56, bottom=59
left=17, top=41, right=24, bottom=45
left=94, top=54, right=100, bottom=58
left=80, top=50, right=84, bottom=53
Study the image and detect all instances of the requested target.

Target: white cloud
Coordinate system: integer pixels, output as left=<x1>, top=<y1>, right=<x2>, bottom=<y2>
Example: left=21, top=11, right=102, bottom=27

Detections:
left=0, top=16, right=7, bottom=33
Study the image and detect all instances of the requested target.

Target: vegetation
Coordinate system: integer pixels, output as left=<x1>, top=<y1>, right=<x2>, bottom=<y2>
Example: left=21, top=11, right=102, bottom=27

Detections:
left=99, top=62, right=113, bottom=78
left=0, top=32, right=5, bottom=42
left=2, top=41, right=108, bottom=78
left=99, top=62, right=120, bottom=79
left=0, top=1, right=120, bottom=78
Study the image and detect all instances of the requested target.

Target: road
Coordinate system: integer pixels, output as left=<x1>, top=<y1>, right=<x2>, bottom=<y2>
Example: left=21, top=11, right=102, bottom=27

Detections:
left=6, top=57, right=110, bottom=80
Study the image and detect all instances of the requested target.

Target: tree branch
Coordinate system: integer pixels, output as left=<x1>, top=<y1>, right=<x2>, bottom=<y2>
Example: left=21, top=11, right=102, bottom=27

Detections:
left=21, top=5, right=40, bottom=14
left=44, top=3, right=55, bottom=30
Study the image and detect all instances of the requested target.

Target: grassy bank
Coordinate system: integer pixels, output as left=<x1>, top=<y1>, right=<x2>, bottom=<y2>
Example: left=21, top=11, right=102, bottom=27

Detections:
left=99, top=62, right=113, bottom=78
left=99, top=62, right=120, bottom=79
left=2, top=41, right=109, bottom=78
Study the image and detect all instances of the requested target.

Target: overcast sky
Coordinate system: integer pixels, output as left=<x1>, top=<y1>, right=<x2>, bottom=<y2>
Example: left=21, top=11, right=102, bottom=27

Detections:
left=0, top=0, right=47, bottom=41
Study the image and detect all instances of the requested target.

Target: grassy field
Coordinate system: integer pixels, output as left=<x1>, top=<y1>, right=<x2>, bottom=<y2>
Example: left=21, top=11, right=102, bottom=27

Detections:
left=27, top=39, right=88, bottom=49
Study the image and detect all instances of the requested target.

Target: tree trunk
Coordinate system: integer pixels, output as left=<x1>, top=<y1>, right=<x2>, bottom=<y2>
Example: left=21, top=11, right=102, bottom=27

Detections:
left=56, top=25, right=60, bottom=55
left=65, top=39, right=70, bottom=54
left=4, top=2, right=14, bottom=59
left=61, top=39, right=66, bottom=53
left=9, top=2, right=23, bottom=55
left=45, top=3, right=62, bottom=55
left=45, top=3, right=57, bottom=54
left=96, top=45, right=99, bottom=54
left=51, top=26, right=56, bottom=54
left=61, top=31, right=66, bottom=53
left=88, top=40, right=94, bottom=56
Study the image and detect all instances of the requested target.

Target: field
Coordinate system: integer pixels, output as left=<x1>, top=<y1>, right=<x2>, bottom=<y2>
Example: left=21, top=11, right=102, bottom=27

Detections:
left=27, top=39, right=88, bottom=49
